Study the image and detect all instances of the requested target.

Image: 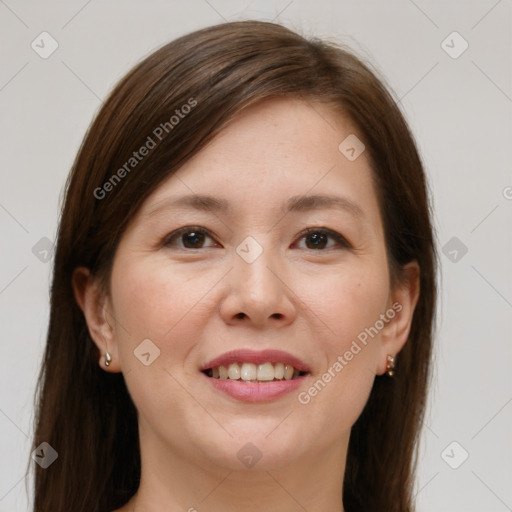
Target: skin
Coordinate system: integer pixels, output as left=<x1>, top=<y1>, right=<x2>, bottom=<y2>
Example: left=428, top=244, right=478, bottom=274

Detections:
left=73, top=97, right=419, bottom=512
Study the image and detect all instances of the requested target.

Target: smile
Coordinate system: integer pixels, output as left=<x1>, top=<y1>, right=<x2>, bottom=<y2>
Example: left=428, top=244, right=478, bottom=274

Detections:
left=200, top=348, right=311, bottom=402
left=202, top=362, right=308, bottom=382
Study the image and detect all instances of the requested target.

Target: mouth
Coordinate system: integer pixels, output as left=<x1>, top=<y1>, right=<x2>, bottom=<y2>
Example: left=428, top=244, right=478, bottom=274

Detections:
left=202, top=362, right=309, bottom=382
left=199, top=349, right=311, bottom=401
left=200, top=348, right=311, bottom=382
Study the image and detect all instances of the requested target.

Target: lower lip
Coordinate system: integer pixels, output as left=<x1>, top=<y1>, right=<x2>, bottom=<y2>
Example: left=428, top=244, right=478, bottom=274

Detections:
left=202, top=372, right=308, bottom=402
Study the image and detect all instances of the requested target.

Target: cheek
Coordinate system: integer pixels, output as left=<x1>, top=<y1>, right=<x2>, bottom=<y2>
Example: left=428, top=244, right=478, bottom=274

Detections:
left=300, top=260, right=389, bottom=354
left=293, top=261, right=387, bottom=429
left=111, top=257, right=222, bottom=343
left=108, top=256, right=227, bottom=413
left=108, top=258, right=219, bottom=427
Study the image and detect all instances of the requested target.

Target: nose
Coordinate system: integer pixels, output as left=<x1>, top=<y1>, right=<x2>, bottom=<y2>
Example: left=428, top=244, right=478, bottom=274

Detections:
left=219, top=242, right=297, bottom=328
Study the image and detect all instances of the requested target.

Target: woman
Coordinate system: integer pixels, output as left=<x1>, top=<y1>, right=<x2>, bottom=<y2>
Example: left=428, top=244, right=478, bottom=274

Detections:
left=31, top=20, right=437, bottom=512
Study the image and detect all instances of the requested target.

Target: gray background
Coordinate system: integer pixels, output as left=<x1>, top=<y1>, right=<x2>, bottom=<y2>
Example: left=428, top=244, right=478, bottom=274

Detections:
left=1, top=1, right=511, bottom=510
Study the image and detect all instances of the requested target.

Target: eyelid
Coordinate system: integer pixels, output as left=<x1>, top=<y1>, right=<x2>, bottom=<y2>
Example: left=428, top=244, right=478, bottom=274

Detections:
left=162, top=225, right=351, bottom=251
left=294, top=227, right=352, bottom=250
left=162, top=226, right=219, bottom=249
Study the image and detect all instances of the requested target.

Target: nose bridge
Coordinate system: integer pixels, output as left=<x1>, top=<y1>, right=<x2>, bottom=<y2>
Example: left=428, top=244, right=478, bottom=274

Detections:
left=235, top=234, right=280, bottom=298
left=221, top=234, right=295, bottom=325
left=247, top=248, right=273, bottom=282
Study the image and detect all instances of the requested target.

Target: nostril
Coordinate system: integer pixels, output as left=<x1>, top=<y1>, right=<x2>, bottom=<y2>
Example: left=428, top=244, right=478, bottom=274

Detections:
left=236, top=312, right=246, bottom=319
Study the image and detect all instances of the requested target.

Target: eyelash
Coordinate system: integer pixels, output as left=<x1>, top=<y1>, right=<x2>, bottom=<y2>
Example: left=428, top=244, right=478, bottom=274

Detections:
left=162, top=226, right=351, bottom=251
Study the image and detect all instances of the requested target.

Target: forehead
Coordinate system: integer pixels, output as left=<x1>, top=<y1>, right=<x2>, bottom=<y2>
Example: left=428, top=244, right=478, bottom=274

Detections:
left=139, top=97, right=381, bottom=225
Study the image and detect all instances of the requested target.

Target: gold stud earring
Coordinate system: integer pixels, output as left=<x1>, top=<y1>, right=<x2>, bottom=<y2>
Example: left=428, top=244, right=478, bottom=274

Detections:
left=386, top=354, right=395, bottom=377
left=104, top=352, right=112, bottom=367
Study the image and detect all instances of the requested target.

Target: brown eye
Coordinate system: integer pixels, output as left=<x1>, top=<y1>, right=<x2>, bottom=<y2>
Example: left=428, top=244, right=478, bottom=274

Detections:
left=295, top=228, right=351, bottom=251
left=164, top=227, right=218, bottom=249
left=305, top=232, right=328, bottom=249
left=181, top=230, right=206, bottom=248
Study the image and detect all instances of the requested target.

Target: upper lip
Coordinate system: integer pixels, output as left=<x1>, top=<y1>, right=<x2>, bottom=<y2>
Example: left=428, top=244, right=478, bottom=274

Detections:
left=200, top=349, right=310, bottom=373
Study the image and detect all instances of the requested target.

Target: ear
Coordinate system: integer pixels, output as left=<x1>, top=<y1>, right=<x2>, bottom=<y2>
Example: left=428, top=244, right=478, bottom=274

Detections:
left=377, top=260, right=420, bottom=375
left=72, top=266, right=122, bottom=372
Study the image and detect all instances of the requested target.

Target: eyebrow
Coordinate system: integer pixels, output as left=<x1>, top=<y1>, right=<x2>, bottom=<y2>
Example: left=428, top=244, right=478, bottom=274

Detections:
left=146, top=194, right=231, bottom=217
left=284, top=193, right=364, bottom=218
left=145, top=193, right=364, bottom=219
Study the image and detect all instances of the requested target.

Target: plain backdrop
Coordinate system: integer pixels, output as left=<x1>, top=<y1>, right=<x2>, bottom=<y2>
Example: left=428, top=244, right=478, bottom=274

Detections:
left=1, top=1, right=511, bottom=510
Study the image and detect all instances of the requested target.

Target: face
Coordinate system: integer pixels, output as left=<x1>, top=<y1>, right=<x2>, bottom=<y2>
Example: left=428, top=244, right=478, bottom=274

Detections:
left=84, top=97, right=413, bottom=473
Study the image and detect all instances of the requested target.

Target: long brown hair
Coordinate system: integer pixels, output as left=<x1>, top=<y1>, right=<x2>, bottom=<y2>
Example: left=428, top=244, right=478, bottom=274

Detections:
left=31, top=20, right=437, bottom=512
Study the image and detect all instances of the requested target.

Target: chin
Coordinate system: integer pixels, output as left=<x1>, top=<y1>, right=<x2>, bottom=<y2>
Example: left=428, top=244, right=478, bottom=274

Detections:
left=194, top=425, right=308, bottom=471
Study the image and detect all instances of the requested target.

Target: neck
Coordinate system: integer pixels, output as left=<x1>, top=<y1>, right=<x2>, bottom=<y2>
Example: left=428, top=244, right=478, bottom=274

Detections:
left=121, top=422, right=348, bottom=512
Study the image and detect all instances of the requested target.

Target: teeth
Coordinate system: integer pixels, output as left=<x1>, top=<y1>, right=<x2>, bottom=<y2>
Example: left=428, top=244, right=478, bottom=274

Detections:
left=219, top=365, right=228, bottom=379
left=208, top=362, right=305, bottom=381
left=274, top=362, right=284, bottom=379
left=257, top=362, right=275, bottom=381
left=228, top=362, right=240, bottom=380
left=284, top=364, right=294, bottom=380
left=241, top=362, right=257, bottom=381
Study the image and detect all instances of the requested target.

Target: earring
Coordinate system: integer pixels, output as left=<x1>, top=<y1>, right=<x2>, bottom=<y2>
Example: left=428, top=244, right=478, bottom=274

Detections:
left=386, top=354, right=395, bottom=377
left=104, top=352, right=112, bottom=367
